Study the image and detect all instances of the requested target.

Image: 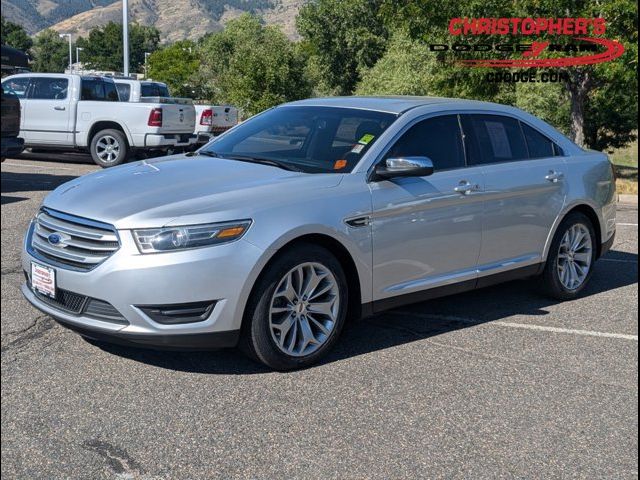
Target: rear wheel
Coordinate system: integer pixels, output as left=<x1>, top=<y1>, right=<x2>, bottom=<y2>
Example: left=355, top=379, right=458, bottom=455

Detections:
left=240, top=244, right=348, bottom=370
left=541, top=212, right=597, bottom=300
left=90, top=129, right=128, bottom=167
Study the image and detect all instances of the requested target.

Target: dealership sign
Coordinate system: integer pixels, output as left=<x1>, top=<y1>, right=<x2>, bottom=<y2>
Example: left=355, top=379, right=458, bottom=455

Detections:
left=430, top=17, right=625, bottom=67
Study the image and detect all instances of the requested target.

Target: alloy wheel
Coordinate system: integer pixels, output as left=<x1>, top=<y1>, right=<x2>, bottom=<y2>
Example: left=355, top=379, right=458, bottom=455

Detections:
left=95, top=135, right=121, bottom=164
left=269, top=262, right=340, bottom=357
left=556, top=223, right=593, bottom=290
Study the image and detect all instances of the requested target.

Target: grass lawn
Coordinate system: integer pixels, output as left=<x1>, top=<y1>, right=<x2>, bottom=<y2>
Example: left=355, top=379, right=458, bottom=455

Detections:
left=609, top=139, right=638, bottom=195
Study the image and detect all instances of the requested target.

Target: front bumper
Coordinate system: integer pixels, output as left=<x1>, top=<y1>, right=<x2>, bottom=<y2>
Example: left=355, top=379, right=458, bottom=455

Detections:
left=21, top=284, right=240, bottom=350
left=22, top=227, right=266, bottom=349
left=1, top=136, right=24, bottom=157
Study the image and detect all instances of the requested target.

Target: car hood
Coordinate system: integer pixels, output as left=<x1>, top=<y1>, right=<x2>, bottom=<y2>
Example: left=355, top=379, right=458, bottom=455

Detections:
left=43, top=155, right=343, bottom=229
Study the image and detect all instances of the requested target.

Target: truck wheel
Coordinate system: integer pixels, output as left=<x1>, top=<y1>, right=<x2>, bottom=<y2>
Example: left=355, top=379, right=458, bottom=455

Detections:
left=90, top=129, right=129, bottom=168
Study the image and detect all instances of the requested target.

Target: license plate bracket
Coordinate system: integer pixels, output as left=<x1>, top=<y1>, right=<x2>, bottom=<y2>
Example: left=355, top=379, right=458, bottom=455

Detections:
left=31, top=261, right=56, bottom=298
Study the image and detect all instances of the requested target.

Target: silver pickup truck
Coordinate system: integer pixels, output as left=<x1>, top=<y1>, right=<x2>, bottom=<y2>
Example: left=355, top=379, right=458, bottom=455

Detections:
left=1, top=73, right=196, bottom=167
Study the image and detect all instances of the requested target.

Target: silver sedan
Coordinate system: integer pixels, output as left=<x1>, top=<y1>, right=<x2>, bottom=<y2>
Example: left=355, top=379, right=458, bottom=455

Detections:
left=21, top=96, right=617, bottom=370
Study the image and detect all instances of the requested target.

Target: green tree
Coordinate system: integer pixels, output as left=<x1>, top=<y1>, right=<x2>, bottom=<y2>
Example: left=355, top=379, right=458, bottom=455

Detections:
left=376, top=0, right=638, bottom=150
left=75, top=22, right=160, bottom=72
left=1, top=17, right=33, bottom=52
left=297, top=0, right=389, bottom=95
left=198, top=14, right=310, bottom=116
left=147, top=40, right=203, bottom=98
left=31, top=29, right=69, bottom=73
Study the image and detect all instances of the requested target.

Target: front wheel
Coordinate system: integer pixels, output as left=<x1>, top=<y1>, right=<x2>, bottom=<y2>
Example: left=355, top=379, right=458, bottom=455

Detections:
left=90, top=129, right=129, bottom=167
left=541, top=212, right=597, bottom=300
left=240, top=244, right=348, bottom=370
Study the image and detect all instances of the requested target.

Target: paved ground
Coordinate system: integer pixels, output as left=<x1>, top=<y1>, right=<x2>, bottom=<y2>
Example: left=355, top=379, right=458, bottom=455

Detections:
left=1, top=155, right=638, bottom=479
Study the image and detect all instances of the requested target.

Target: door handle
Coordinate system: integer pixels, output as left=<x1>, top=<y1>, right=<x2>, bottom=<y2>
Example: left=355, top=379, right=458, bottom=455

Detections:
left=545, top=170, right=564, bottom=183
left=454, top=181, right=478, bottom=195
left=53, top=106, right=66, bottom=111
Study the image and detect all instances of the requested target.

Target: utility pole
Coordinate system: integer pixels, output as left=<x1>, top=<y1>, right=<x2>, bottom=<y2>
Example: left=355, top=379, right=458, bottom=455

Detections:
left=76, top=47, right=84, bottom=68
left=59, top=34, right=72, bottom=72
left=122, top=0, right=130, bottom=76
left=144, top=52, right=151, bottom=79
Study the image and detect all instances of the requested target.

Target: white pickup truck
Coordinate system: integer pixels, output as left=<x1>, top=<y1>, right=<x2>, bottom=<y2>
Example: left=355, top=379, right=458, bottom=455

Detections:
left=113, top=79, right=238, bottom=145
left=193, top=104, right=239, bottom=143
left=1, top=73, right=197, bottom=167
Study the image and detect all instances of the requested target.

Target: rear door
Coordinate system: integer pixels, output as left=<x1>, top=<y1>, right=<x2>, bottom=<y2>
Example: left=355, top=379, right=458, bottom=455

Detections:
left=22, top=76, right=72, bottom=145
left=461, top=114, right=567, bottom=274
left=370, top=114, right=484, bottom=304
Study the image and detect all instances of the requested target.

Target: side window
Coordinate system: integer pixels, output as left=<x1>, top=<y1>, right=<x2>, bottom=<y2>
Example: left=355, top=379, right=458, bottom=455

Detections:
left=81, top=79, right=105, bottom=101
left=521, top=122, right=560, bottom=158
left=116, top=83, right=131, bottom=101
left=103, top=81, right=120, bottom=101
left=388, top=115, right=465, bottom=170
left=464, top=114, right=528, bottom=165
left=28, top=77, right=68, bottom=100
left=2, top=77, right=30, bottom=98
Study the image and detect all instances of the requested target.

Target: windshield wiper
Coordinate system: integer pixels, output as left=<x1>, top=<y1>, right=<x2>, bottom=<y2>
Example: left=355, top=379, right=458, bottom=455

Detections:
left=221, top=154, right=303, bottom=172
left=197, top=150, right=220, bottom=158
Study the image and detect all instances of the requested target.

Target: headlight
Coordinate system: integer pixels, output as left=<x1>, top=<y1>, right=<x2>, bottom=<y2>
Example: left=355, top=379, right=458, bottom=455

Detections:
left=133, top=220, right=252, bottom=253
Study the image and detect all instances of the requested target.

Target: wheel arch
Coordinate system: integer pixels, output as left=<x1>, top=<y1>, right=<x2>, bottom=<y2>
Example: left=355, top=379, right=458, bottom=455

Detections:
left=543, top=202, right=604, bottom=260
left=87, top=121, right=132, bottom=148
left=240, top=233, right=365, bottom=332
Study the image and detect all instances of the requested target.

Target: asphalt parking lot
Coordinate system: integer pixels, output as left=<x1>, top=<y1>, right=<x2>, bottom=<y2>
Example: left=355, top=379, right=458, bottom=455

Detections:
left=1, top=154, right=638, bottom=479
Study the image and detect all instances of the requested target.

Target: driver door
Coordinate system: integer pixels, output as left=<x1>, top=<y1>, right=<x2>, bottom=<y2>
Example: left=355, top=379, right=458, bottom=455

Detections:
left=369, top=114, right=484, bottom=306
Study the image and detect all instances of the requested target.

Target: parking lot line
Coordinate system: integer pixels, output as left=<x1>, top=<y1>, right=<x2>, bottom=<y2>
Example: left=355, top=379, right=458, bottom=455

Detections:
left=396, top=311, right=638, bottom=341
left=617, top=222, right=638, bottom=227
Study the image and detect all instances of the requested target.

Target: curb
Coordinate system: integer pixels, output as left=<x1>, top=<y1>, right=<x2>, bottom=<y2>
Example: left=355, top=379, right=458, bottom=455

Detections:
left=618, top=194, right=638, bottom=205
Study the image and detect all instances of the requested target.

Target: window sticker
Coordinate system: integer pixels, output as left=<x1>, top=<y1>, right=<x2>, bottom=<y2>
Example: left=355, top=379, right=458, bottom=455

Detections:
left=484, top=121, right=512, bottom=158
left=350, top=143, right=365, bottom=154
left=334, top=159, right=348, bottom=170
left=358, top=134, right=375, bottom=145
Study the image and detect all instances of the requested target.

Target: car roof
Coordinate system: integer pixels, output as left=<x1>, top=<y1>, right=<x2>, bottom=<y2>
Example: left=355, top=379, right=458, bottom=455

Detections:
left=283, top=96, right=504, bottom=114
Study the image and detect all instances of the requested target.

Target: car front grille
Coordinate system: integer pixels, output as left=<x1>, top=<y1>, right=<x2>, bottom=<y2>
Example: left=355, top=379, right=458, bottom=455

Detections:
left=33, top=287, right=88, bottom=314
left=29, top=208, right=120, bottom=271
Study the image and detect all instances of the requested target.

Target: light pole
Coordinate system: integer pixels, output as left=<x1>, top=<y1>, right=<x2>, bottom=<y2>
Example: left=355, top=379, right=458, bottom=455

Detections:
left=59, top=33, right=72, bottom=72
left=76, top=47, right=84, bottom=69
left=122, top=0, right=130, bottom=76
left=144, top=52, right=151, bottom=79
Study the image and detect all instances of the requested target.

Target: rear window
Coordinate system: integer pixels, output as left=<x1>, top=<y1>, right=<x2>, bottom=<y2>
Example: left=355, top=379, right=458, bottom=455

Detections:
left=81, top=79, right=119, bottom=102
left=463, top=114, right=529, bottom=165
left=141, top=83, right=170, bottom=97
left=521, top=122, right=560, bottom=158
left=116, top=83, right=131, bottom=101
left=29, top=77, right=68, bottom=100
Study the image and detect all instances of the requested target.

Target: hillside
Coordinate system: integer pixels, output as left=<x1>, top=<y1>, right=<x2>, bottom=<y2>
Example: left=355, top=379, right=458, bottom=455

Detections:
left=0, top=0, right=305, bottom=41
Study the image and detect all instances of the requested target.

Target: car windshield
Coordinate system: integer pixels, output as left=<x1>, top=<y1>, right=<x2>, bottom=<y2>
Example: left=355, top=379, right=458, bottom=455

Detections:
left=201, top=106, right=397, bottom=173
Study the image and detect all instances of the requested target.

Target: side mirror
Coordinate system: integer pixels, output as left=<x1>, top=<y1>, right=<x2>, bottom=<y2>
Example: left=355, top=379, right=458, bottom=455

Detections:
left=373, top=156, right=434, bottom=180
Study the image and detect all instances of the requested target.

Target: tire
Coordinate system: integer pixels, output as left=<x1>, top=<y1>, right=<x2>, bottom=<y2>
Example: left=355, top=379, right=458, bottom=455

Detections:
left=240, top=243, right=349, bottom=371
left=90, top=129, right=129, bottom=167
left=540, top=212, right=597, bottom=300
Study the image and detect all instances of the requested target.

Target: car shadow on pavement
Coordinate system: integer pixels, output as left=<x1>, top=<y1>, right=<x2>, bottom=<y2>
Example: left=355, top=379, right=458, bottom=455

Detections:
left=1, top=171, right=78, bottom=200
left=90, top=249, right=638, bottom=374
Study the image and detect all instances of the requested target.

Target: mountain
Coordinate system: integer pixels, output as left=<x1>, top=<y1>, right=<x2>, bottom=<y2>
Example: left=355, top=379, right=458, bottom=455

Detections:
left=0, top=0, right=305, bottom=41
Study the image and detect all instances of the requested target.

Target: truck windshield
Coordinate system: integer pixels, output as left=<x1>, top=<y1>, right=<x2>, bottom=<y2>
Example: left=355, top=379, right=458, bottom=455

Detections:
left=200, top=106, right=397, bottom=173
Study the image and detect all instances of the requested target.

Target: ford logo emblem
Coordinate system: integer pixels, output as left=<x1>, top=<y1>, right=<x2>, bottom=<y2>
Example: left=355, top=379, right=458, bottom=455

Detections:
left=47, top=232, right=70, bottom=247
